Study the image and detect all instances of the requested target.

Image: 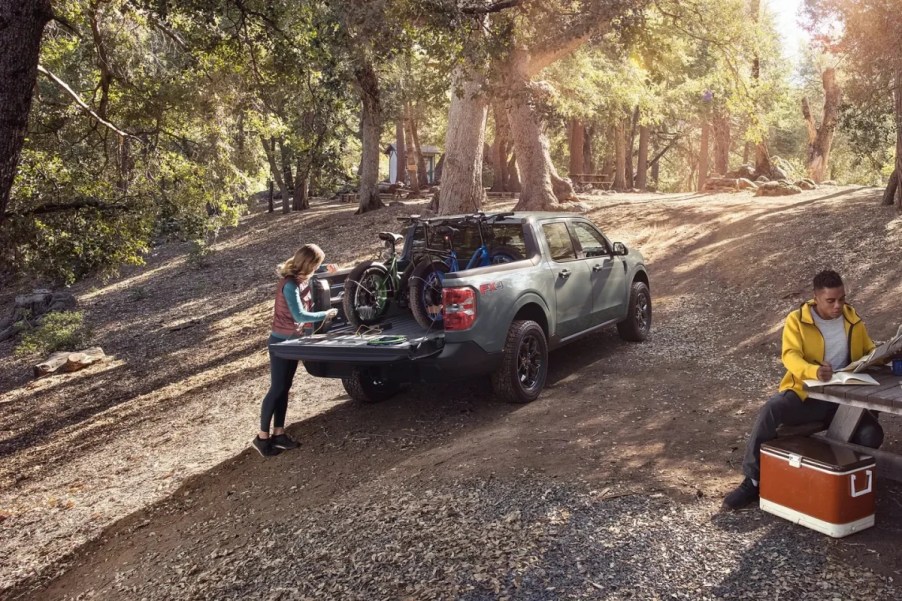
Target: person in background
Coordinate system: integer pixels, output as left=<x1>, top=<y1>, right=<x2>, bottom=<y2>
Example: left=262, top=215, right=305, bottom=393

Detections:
left=723, top=269, right=884, bottom=509
left=253, top=244, right=338, bottom=457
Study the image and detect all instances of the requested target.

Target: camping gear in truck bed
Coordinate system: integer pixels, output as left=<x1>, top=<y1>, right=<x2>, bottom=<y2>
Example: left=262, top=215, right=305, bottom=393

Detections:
left=760, top=435, right=875, bottom=537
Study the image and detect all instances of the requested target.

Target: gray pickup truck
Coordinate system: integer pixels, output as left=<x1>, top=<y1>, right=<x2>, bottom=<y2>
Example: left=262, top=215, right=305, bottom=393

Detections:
left=271, top=212, right=651, bottom=404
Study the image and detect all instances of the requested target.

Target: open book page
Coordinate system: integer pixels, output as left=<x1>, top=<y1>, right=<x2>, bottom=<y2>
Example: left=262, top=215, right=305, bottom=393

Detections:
left=841, top=324, right=902, bottom=373
left=804, top=372, right=880, bottom=388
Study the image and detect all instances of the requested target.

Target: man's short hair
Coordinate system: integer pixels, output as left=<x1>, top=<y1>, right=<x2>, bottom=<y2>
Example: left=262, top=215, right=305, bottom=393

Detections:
left=813, top=270, right=844, bottom=290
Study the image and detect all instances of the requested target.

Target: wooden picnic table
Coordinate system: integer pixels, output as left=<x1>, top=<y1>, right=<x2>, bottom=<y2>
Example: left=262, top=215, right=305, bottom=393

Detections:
left=806, top=368, right=902, bottom=480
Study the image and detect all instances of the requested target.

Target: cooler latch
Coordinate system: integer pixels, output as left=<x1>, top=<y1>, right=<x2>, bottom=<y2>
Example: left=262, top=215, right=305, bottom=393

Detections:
left=788, top=454, right=802, bottom=468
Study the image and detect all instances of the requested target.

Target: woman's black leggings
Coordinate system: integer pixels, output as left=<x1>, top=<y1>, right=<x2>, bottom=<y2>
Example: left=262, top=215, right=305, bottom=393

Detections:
left=259, top=335, right=299, bottom=432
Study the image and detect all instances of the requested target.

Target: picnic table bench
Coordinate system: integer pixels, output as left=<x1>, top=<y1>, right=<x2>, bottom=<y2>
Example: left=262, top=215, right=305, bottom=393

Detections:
left=806, top=368, right=902, bottom=481
left=569, top=173, right=614, bottom=190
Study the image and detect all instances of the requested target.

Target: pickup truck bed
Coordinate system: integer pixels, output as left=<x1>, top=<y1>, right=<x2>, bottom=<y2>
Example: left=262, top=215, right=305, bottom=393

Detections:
left=270, top=309, right=444, bottom=365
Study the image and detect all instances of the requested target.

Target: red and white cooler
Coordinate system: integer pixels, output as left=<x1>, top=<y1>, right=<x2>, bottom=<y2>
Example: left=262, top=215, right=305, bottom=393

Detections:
left=760, top=436, right=875, bottom=538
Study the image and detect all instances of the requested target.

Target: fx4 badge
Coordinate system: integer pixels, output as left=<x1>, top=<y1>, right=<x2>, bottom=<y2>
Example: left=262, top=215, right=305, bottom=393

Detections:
left=479, top=281, right=504, bottom=295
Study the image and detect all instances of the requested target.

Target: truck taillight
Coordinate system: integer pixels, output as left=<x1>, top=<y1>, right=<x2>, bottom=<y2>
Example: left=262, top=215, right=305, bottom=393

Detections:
left=442, top=287, right=476, bottom=330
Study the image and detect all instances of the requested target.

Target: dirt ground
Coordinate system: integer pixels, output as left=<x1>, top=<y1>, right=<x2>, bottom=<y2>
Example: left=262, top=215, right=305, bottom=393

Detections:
left=2, top=186, right=902, bottom=598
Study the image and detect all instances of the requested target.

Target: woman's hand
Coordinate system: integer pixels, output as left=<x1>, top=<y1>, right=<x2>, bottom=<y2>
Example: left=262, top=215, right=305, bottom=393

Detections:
left=816, top=362, right=834, bottom=381
left=326, top=308, right=338, bottom=319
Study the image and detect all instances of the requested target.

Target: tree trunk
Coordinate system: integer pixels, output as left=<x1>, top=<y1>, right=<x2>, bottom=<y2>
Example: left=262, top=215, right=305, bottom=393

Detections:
left=403, top=116, right=420, bottom=194
left=507, top=151, right=521, bottom=192
left=568, top=118, right=585, bottom=177
left=583, top=125, right=595, bottom=174
left=613, top=118, right=627, bottom=191
left=505, top=50, right=577, bottom=211
left=803, top=68, right=841, bottom=183
left=278, top=139, right=294, bottom=205
left=625, top=107, right=638, bottom=189
left=395, top=120, right=406, bottom=184
left=755, top=142, right=772, bottom=179
left=407, top=105, right=429, bottom=189
left=294, top=157, right=309, bottom=210
left=650, top=139, right=660, bottom=187
left=698, top=112, right=710, bottom=193
left=261, top=137, right=289, bottom=214
left=713, top=110, right=731, bottom=175
left=355, top=61, right=384, bottom=214
left=893, top=69, right=902, bottom=209
left=0, top=0, right=52, bottom=221
left=636, top=124, right=649, bottom=191
left=882, top=170, right=897, bottom=206
left=490, top=104, right=509, bottom=192
left=437, top=66, right=488, bottom=215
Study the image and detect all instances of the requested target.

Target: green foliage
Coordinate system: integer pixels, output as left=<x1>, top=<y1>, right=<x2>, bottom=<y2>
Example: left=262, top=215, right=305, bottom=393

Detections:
left=15, top=311, right=93, bottom=358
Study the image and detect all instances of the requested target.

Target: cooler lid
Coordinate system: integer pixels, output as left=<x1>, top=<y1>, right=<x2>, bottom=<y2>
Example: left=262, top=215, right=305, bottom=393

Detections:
left=761, top=436, right=874, bottom=473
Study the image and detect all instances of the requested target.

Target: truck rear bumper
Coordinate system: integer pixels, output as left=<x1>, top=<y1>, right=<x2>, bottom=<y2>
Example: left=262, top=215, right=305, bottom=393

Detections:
left=301, top=340, right=501, bottom=383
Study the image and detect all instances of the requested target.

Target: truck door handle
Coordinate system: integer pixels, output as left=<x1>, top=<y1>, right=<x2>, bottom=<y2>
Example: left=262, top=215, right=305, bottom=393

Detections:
left=558, top=269, right=571, bottom=279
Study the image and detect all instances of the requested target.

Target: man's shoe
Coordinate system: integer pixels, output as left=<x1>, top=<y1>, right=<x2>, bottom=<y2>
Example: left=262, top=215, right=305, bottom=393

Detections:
left=251, top=436, right=281, bottom=457
left=723, top=477, right=760, bottom=510
left=271, top=433, right=299, bottom=450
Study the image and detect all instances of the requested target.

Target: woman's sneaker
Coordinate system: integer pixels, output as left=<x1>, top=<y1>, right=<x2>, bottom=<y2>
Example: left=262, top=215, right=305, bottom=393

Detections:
left=271, top=433, right=299, bottom=450
left=251, top=435, right=281, bottom=457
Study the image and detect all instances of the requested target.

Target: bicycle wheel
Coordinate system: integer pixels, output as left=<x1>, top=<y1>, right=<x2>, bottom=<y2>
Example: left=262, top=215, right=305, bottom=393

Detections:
left=343, top=261, right=392, bottom=327
left=489, top=245, right=524, bottom=264
left=410, top=259, right=450, bottom=329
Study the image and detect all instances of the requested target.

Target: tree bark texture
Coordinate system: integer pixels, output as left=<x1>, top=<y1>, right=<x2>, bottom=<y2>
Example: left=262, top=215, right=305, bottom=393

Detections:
left=802, top=67, right=841, bottom=183
left=881, top=170, right=897, bottom=206
left=507, top=152, right=521, bottom=192
left=293, top=157, right=309, bottom=210
left=568, top=118, right=585, bottom=177
left=278, top=139, right=294, bottom=193
left=505, top=50, right=577, bottom=211
left=613, top=118, right=627, bottom=191
left=698, top=112, right=710, bottom=193
left=894, top=69, right=902, bottom=209
left=0, top=0, right=52, bottom=221
left=490, top=103, right=510, bottom=192
left=437, top=66, right=488, bottom=215
left=583, top=125, right=595, bottom=174
left=636, top=124, right=649, bottom=191
left=355, top=61, right=384, bottom=214
left=625, top=107, right=639, bottom=188
left=407, top=105, right=429, bottom=189
left=403, top=117, right=420, bottom=193
left=712, top=110, right=731, bottom=175
left=395, top=120, right=406, bottom=184
left=261, top=137, right=289, bottom=214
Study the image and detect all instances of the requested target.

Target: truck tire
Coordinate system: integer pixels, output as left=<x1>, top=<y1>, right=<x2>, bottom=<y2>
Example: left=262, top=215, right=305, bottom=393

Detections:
left=616, top=280, right=651, bottom=342
left=410, top=259, right=450, bottom=329
left=343, top=261, right=391, bottom=327
left=491, top=320, right=548, bottom=404
left=342, top=367, right=401, bottom=404
left=489, top=245, right=524, bottom=264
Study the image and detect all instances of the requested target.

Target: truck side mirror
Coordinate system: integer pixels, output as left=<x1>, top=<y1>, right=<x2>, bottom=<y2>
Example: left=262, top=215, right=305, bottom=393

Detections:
left=612, top=242, right=628, bottom=256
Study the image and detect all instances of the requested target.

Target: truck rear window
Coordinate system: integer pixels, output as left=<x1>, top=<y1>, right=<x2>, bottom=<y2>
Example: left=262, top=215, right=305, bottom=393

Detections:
left=408, top=221, right=528, bottom=262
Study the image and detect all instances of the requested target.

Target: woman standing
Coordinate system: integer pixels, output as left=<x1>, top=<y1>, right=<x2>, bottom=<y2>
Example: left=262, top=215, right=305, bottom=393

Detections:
left=254, top=243, right=338, bottom=457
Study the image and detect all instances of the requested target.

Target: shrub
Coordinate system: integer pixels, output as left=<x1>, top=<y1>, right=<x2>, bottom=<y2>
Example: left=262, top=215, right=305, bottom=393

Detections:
left=15, top=311, right=93, bottom=358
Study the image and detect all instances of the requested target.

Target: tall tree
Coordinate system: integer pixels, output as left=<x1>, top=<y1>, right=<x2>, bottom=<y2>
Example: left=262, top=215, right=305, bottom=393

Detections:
left=801, top=67, right=841, bottom=183
left=0, top=0, right=53, bottom=221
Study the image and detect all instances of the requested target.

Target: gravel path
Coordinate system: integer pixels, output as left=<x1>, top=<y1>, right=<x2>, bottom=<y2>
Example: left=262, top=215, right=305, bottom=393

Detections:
left=62, top=478, right=898, bottom=601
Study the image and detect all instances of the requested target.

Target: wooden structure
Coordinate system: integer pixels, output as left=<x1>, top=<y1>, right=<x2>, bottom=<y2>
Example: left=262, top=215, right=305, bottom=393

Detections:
left=806, top=369, right=902, bottom=481
left=569, top=173, right=613, bottom=190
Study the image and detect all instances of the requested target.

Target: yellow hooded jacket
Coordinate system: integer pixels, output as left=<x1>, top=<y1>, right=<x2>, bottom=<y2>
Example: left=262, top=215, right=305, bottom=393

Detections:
left=778, top=300, right=876, bottom=400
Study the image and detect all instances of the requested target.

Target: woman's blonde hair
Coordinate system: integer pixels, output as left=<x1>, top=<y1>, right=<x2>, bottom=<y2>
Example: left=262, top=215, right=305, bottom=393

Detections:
left=278, top=243, right=325, bottom=280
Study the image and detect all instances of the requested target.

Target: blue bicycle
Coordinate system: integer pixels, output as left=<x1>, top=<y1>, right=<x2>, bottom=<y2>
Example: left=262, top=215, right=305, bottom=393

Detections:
left=410, top=212, right=523, bottom=328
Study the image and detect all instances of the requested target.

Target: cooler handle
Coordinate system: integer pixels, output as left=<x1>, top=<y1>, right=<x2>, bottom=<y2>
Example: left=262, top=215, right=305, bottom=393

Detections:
left=850, top=470, right=873, bottom=498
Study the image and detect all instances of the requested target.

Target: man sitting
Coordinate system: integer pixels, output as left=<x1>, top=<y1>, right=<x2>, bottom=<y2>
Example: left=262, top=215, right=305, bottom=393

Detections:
left=723, top=270, right=884, bottom=510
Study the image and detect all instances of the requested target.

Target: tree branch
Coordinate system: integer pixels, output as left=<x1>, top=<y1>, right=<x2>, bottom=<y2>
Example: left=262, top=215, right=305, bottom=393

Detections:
left=37, top=65, right=139, bottom=141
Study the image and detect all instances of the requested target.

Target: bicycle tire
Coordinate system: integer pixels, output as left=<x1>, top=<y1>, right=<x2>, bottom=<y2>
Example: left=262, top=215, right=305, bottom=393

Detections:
left=343, top=261, right=392, bottom=327
left=489, top=245, right=524, bottom=264
left=410, top=259, right=450, bottom=329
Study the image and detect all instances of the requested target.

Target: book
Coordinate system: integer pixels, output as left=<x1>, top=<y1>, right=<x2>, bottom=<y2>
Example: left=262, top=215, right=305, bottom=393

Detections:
left=841, top=324, right=902, bottom=373
left=804, top=372, right=880, bottom=388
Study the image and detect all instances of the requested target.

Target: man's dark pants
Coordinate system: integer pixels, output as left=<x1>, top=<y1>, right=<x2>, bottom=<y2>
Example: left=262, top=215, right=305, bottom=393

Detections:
left=742, top=390, right=884, bottom=481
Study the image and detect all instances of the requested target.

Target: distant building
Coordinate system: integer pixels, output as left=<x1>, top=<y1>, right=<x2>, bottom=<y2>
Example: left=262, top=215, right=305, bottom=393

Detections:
left=385, top=143, right=441, bottom=185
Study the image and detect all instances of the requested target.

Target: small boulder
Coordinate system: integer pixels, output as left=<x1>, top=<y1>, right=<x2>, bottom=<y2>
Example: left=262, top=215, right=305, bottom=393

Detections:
left=755, top=181, right=803, bottom=197
left=755, top=175, right=770, bottom=183
left=738, top=178, right=758, bottom=190
left=795, top=179, right=817, bottom=191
